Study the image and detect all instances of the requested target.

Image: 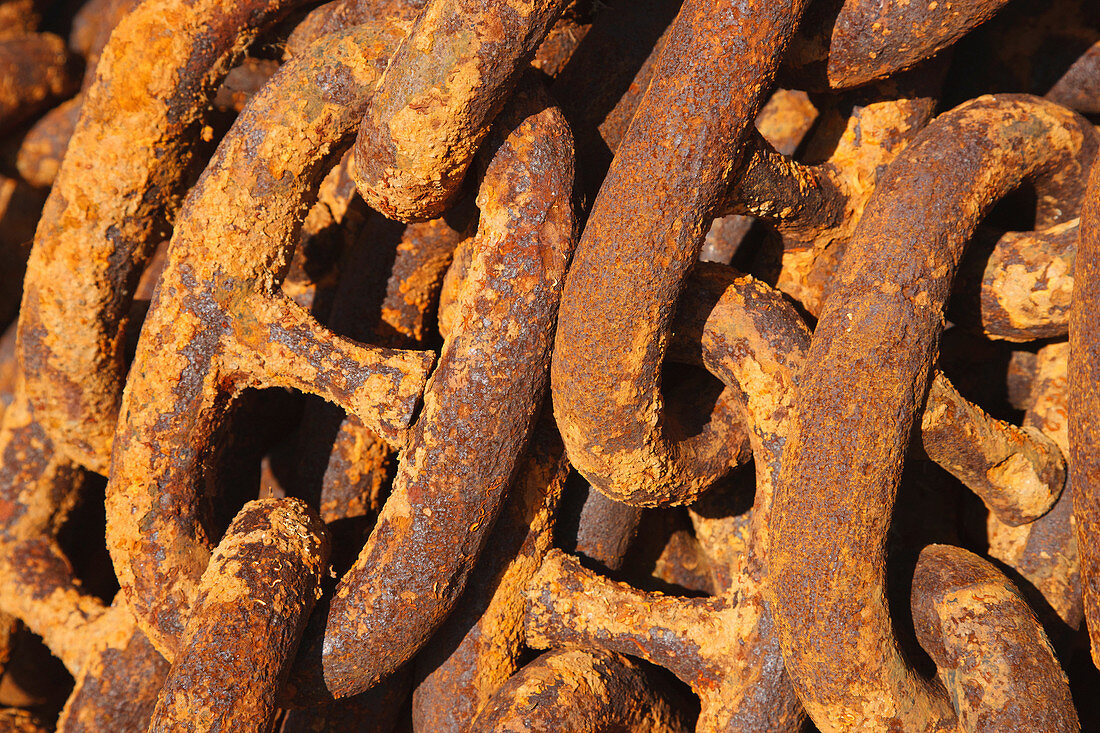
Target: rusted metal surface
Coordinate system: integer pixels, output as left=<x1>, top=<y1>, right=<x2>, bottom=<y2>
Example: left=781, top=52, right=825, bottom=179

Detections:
left=19, top=0, right=189, bottom=190
left=528, top=267, right=811, bottom=731
left=290, top=203, right=463, bottom=576
left=0, top=380, right=167, bottom=731
left=212, top=57, right=280, bottom=114
left=106, top=20, right=430, bottom=660
left=1070, top=149, right=1100, bottom=668
left=0, top=708, right=49, bottom=732
left=757, top=67, right=943, bottom=316
left=911, top=544, right=1078, bottom=732
left=0, top=0, right=1096, bottom=726
left=920, top=370, right=1066, bottom=527
left=1047, top=39, right=1100, bottom=114
left=552, top=0, right=810, bottom=508
left=569, top=487, right=644, bottom=573
left=352, top=0, right=571, bottom=221
left=768, top=95, right=1095, bottom=733
left=285, top=0, right=429, bottom=56
left=981, top=342, right=1083, bottom=639
left=147, top=499, right=328, bottom=733
left=652, top=520, right=715, bottom=595
left=0, top=174, right=46, bottom=328
left=0, top=33, right=75, bottom=134
left=411, top=411, right=568, bottom=730
left=0, top=0, right=40, bottom=39
left=20, top=0, right=316, bottom=474
left=55, top=606, right=169, bottom=733
left=951, top=222, right=1078, bottom=342
left=784, top=0, right=1010, bottom=89
left=473, top=648, right=693, bottom=732
left=14, top=96, right=80, bottom=189
left=287, top=76, right=576, bottom=702
left=0, top=385, right=100, bottom=674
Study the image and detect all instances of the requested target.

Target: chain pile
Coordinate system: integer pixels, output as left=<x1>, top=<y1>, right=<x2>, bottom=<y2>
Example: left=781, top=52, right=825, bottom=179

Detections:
left=0, top=0, right=1098, bottom=730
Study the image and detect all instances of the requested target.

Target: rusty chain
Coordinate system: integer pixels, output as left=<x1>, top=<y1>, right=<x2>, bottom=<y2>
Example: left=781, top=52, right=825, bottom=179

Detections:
left=0, top=0, right=1097, bottom=730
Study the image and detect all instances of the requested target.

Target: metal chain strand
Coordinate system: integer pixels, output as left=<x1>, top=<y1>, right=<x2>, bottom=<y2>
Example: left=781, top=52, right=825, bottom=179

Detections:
left=0, top=1, right=1095, bottom=730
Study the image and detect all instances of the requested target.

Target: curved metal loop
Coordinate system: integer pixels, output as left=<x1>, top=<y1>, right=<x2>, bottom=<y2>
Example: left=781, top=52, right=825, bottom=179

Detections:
left=529, top=266, right=812, bottom=731
left=20, top=0, right=318, bottom=474
left=473, top=648, right=694, bottom=733
left=103, top=20, right=576, bottom=709
left=768, top=94, right=1096, bottom=733
left=1069, top=144, right=1100, bottom=669
left=551, top=0, right=810, bottom=509
left=911, top=544, right=1078, bottom=732
left=411, top=410, right=568, bottom=730
left=106, top=20, right=432, bottom=661
left=286, top=75, right=577, bottom=702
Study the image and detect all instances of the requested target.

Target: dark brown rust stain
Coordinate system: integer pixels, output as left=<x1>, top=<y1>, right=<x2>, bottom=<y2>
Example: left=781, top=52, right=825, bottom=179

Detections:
left=784, top=0, right=1010, bottom=89
left=551, top=0, right=810, bottom=508
left=472, top=648, right=693, bottom=732
left=105, top=21, right=431, bottom=661
left=19, top=0, right=317, bottom=474
left=285, top=77, right=577, bottom=703
left=352, top=0, right=571, bottom=221
left=910, top=544, right=1078, bottom=732
left=571, top=485, right=645, bottom=574
left=147, top=499, right=328, bottom=733
left=1069, top=146, right=1100, bottom=669
left=768, top=95, right=1095, bottom=733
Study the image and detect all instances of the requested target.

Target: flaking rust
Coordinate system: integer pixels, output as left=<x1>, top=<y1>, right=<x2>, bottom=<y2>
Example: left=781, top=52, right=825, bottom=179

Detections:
left=147, top=499, right=329, bottom=733
left=1070, top=137, right=1100, bottom=670
left=527, top=269, right=812, bottom=732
